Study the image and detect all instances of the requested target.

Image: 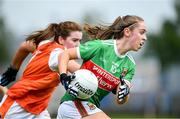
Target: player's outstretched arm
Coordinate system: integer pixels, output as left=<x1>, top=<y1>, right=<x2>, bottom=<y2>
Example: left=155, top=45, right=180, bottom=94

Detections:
left=11, top=40, right=36, bottom=70
left=0, top=41, right=36, bottom=86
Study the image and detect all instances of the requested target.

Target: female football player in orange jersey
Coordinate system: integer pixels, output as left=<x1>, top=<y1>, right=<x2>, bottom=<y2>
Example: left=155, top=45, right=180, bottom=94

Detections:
left=0, top=21, right=82, bottom=119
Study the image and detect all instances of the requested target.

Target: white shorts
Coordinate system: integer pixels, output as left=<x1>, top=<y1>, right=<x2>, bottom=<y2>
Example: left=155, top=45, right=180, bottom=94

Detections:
left=57, top=100, right=102, bottom=119
left=0, top=95, right=51, bottom=119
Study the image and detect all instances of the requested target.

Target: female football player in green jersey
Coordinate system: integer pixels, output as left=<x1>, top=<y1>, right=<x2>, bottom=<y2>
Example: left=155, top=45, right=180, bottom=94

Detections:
left=57, top=15, right=147, bottom=119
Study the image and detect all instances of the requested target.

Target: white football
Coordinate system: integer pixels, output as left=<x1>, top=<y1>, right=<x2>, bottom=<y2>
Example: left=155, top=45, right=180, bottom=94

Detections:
left=70, top=69, right=98, bottom=99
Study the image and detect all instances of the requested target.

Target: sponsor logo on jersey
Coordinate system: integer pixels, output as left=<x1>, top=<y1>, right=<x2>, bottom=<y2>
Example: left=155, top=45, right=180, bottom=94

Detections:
left=81, top=60, right=120, bottom=91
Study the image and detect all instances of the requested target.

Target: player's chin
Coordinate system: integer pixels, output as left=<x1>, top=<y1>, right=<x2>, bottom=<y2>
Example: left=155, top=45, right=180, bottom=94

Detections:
left=134, top=46, right=142, bottom=51
left=132, top=48, right=139, bottom=52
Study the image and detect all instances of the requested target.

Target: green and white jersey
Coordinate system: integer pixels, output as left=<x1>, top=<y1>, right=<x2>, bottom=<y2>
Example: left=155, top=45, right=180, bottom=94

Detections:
left=61, top=39, right=136, bottom=107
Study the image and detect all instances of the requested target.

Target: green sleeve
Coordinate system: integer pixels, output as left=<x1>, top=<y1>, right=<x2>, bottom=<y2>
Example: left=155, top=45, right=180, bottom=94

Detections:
left=124, top=65, right=136, bottom=82
left=79, top=40, right=102, bottom=61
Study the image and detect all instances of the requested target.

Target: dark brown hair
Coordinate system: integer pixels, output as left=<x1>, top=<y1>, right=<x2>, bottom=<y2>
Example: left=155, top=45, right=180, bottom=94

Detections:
left=26, top=21, right=82, bottom=46
left=83, top=15, right=144, bottom=40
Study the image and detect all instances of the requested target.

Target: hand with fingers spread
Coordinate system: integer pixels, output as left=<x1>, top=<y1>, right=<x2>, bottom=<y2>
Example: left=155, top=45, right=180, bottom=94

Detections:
left=117, top=81, right=130, bottom=102
left=60, top=73, right=75, bottom=90
left=117, top=69, right=130, bottom=103
left=67, top=84, right=78, bottom=98
left=0, top=65, right=18, bottom=86
left=60, top=73, right=78, bottom=97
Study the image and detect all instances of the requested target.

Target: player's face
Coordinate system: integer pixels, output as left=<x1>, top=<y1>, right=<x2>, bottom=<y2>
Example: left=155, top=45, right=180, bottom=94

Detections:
left=129, top=21, right=147, bottom=51
left=63, top=31, right=82, bottom=49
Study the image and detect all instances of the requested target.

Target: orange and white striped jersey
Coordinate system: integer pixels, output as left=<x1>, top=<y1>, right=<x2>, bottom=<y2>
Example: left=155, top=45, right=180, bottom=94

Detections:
left=7, top=40, right=64, bottom=114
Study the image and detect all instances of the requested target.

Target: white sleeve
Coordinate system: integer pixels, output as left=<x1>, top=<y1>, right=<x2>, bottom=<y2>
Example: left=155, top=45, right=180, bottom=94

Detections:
left=76, top=47, right=81, bottom=59
left=48, top=48, right=64, bottom=72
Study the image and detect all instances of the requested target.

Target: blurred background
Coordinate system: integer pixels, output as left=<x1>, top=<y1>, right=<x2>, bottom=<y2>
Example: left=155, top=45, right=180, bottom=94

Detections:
left=0, top=0, right=180, bottom=118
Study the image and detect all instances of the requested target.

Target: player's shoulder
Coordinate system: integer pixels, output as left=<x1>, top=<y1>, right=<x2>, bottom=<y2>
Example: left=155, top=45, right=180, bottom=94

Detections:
left=101, top=39, right=114, bottom=46
left=126, top=53, right=136, bottom=65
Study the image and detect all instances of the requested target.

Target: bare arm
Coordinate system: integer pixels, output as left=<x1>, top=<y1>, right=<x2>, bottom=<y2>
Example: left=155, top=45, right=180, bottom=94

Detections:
left=11, top=41, right=36, bottom=70
left=58, top=47, right=79, bottom=74
left=0, top=86, right=8, bottom=95
left=67, top=60, right=81, bottom=73
left=0, top=41, right=36, bottom=87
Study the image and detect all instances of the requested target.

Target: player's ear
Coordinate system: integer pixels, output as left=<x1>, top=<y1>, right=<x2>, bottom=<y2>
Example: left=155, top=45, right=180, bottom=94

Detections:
left=58, top=36, right=65, bottom=45
left=124, top=28, right=131, bottom=37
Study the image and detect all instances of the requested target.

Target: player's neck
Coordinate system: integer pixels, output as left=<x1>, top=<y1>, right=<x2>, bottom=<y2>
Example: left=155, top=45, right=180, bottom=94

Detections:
left=116, top=39, right=130, bottom=55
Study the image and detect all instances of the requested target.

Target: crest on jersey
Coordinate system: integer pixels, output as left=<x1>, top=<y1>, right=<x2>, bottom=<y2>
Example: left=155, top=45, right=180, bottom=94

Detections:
left=120, top=67, right=128, bottom=80
left=87, top=102, right=96, bottom=110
